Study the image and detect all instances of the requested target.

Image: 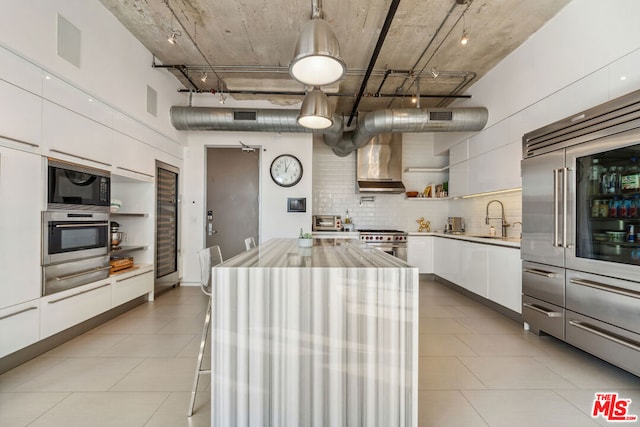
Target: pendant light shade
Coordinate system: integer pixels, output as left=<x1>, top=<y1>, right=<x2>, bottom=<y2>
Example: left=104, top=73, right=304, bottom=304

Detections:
left=289, top=19, right=346, bottom=87
left=297, top=87, right=333, bottom=129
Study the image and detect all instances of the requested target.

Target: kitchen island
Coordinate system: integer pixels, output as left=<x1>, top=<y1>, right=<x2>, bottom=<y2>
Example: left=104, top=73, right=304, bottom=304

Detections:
left=211, top=238, right=419, bottom=426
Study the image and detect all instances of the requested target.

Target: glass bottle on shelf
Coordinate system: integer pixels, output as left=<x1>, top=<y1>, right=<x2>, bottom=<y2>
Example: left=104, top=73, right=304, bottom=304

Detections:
left=631, top=195, right=639, bottom=218
left=589, top=158, right=604, bottom=195
left=622, top=157, right=639, bottom=192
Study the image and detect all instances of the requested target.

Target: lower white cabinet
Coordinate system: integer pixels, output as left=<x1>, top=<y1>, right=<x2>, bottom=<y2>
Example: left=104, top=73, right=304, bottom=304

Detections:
left=434, top=237, right=522, bottom=313
left=487, top=245, right=522, bottom=313
left=40, top=280, right=112, bottom=339
left=407, top=235, right=433, bottom=273
left=0, top=300, right=40, bottom=358
left=433, top=238, right=461, bottom=284
left=460, top=242, right=489, bottom=298
left=112, top=269, right=154, bottom=307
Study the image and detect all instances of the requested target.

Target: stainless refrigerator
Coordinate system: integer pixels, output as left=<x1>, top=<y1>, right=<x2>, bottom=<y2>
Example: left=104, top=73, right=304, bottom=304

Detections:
left=521, top=89, right=640, bottom=377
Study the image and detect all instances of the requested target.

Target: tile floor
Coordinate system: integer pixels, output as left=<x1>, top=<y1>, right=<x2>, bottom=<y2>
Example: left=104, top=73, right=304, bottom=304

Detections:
left=1, top=277, right=639, bottom=426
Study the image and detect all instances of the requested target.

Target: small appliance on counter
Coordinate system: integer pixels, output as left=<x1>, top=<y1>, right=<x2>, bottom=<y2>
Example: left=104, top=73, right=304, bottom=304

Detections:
left=445, top=217, right=464, bottom=234
left=110, top=221, right=123, bottom=250
left=312, top=215, right=342, bottom=231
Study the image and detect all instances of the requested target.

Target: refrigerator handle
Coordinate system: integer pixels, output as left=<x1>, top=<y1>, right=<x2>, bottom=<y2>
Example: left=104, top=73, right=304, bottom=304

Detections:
left=563, top=167, right=574, bottom=249
left=553, top=168, right=561, bottom=247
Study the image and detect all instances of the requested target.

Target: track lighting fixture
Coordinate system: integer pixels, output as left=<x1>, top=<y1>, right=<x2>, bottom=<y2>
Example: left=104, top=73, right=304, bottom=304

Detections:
left=430, top=67, right=439, bottom=78
left=297, top=87, right=333, bottom=129
left=460, top=12, right=468, bottom=45
left=289, top=5, right=345, bottom=86
left=200, top=72, right=208, bottom=83
left=167, top=29, right=181, bottom=44
left=219, top=92, right=227, bottom=104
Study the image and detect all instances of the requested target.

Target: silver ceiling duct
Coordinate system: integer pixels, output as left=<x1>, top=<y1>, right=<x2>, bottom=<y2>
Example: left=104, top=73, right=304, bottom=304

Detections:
left=170, top=105, right=488, bottom=155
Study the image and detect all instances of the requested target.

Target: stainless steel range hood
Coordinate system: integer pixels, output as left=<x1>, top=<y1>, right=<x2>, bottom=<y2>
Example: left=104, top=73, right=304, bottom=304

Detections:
left=356, top=133, right=405, bottom=193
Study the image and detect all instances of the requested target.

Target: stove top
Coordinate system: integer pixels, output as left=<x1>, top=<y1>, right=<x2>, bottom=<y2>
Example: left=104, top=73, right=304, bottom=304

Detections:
left=358, top=229, right=407, bottom=243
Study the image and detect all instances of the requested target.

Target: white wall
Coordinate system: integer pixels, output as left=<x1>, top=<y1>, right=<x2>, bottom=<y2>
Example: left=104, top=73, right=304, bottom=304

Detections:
left=180, top=97, right=313, bottom=283
left=0, top=0, right=185, bottom=147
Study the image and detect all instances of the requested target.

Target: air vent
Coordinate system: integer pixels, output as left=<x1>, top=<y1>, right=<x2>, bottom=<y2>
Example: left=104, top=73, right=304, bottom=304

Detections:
left=429, top=111, right=453, bottom=121
left=234, top=111, right=257, bottom=121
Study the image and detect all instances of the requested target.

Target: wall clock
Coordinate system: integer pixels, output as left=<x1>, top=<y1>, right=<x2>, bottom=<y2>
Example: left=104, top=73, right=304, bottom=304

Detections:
left=270, top=154, right=303, bottom=187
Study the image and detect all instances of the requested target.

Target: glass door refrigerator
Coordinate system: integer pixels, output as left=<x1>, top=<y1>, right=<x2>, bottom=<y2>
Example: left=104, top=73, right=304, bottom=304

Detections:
left=155, top=160, right=180, bottom=294
left=521, top=89, right=640, bottom=377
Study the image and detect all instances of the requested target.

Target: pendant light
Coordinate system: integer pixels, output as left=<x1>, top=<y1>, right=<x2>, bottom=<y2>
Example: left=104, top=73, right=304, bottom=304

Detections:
left=289, top=18, right=345, bottom=86
left=297, top=87, right=333, bottom=129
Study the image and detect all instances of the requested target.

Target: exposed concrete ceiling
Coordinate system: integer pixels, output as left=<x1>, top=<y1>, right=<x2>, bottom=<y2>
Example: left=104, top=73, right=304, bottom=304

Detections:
left=99, top=0, right=570, bottom=115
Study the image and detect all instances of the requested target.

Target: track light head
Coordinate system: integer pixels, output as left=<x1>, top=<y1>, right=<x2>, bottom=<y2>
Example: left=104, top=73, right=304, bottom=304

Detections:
left=167, top=29, right=181, bottom=44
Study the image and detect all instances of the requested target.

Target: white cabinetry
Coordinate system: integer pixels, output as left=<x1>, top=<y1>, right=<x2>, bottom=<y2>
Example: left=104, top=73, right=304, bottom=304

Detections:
left=468, top=141, right=521, bottom=195
left=0, top=300, right=40, bottom=358
left=449, top=140, right=521, bottom=197
left=0, top=80, right=42, bottom=146
left=460, top=242, right=488, bottom=298
left=40, top=280, right=112, bottom=339
left=0, top=145, right=42, bottom=309
left=487, top=245, right=522, bottom=313
left=407, top=235, right=433, bottom=273
left=433, top=238, right=461, bottom=284
left=42, top=100, right=113, bottom=168
left=112, top=268, right=154, bottom=307
left=433, top=237, right=521, bottom=313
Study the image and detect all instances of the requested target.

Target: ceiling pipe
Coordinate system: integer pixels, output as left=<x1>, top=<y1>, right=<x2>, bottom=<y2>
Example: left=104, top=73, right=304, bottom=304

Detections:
left=169, top=105, right=488, bottom=156
left=175, top=88, right=472, bottom=99
left=347, top=0, right=401, bottom=127
left=152, top=62, right=200, bottom=90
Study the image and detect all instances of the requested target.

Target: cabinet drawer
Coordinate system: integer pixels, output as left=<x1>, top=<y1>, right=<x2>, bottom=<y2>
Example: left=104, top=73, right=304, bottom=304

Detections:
left=522, top=261, right=565, bottom=306
left=523, top=295, right=564, bottom=339
left=40, top=281, right=111, bottom=338
left=566, top=310, right=640, bottom=377
left=566, top=270, right=640, bottom=335
left=112, top=269, right=153, bottom=307
left=0, top=300, right=40, bottom=358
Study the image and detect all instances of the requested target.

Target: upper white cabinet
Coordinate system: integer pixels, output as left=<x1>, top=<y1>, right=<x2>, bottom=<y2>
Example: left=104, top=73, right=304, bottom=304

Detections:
left=448, top=162, right=469, bottom=198
left=42, top=100, right=113, bottom=168
left=0, top=80, right=42, bottom=147
left=468, top=141, right=521, bottom=195
left=449, top=140, right=468, bottom=166
left=0, top=145, right=42, bottom=309
left=407, top=235, right=433, bottom=273
left=112, top=131, right=155, bottom=180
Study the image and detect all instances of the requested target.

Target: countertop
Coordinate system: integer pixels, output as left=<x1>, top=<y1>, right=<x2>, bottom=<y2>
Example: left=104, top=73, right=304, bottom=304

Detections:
left=407, top=231, right=521, bottom=248
left=217, top=238, right=411, bottom=268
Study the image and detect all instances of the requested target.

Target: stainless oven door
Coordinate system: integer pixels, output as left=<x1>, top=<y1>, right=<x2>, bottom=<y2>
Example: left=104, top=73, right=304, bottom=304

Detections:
left=42, top=211, right=109, bottom=265
left=368, top=243, right=407, bottom=261
left=43, top=255, right=111, bottom=296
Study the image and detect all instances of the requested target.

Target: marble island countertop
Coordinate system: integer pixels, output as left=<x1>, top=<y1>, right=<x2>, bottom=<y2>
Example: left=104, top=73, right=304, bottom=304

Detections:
left=211, top=238, right=419, bottom=426
left=219, top=237, right=410, bottom=268
left=407, top=231, right=521, bottom=248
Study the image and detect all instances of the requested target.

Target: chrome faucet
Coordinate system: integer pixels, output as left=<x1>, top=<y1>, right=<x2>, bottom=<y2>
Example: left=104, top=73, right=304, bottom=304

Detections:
left=485, top=200, right=510, bottom=237
left=511, top=221, right=523, bottom=239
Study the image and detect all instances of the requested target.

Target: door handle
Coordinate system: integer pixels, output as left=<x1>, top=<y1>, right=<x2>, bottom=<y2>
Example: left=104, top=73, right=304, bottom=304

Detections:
left=207, top=223, right=217, bottom=236
left=523, top=303, right=563, bottom=317
left=553, top=168, right=561, bottom=247
left=563, top=167, right=573, bottom=249
left=523, top=268, right=556, bottom=278
left=55, top=265, right=111, bottom=281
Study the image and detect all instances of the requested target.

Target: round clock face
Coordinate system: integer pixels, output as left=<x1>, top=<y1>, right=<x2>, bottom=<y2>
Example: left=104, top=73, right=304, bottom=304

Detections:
left=270, top=154, right=303, bottom=187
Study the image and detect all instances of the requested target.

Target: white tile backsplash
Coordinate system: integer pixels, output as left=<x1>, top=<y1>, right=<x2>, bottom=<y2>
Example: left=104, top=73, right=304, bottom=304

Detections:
left=313, top=137, right=522, bottom=235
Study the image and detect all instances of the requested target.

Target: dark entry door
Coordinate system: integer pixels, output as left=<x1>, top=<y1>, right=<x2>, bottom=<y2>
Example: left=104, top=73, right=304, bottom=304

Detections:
left=206, top=147, right=259, bottom=260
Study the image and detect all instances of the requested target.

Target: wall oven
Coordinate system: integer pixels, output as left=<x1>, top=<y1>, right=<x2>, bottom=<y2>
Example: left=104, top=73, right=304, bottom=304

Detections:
left=42, top=211, right=110, bottom=296
left=47, top=158, right=110, bottom=211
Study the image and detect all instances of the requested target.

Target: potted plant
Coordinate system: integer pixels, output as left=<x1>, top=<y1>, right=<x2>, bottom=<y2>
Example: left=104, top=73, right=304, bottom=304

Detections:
left=298, top=228, right=313, bottom=248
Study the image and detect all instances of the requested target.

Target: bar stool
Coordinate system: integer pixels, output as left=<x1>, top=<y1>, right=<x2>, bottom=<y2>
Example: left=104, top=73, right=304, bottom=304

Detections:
left=244, top=236, right=256, bottom=251
left=188, top=245, right=223, bottom=417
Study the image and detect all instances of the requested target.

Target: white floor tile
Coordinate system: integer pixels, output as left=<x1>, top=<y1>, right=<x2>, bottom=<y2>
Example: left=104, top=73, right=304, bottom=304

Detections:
left=0, top=392, right=69, bottom=426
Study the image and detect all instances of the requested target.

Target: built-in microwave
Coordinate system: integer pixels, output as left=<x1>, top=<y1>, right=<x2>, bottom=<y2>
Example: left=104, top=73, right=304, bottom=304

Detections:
left=47, top=158, right=110, bottom=211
